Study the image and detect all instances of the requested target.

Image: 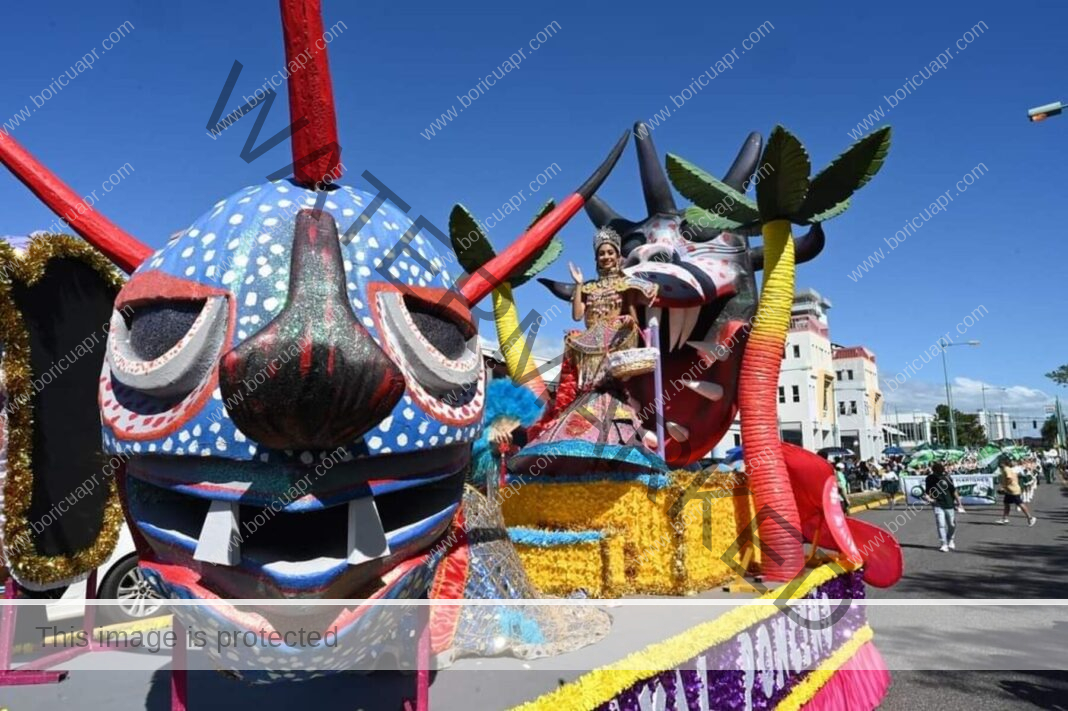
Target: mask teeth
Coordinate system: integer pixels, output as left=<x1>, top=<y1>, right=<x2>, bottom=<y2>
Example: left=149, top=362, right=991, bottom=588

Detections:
left=668, top=306, right=701, bottom=352
left=688, top=339, right=731, bottom=363
left=346, top=497, right=391, bottom=565
left=666, top=421, right=690, bottom=442
left=194, top=500, right=242, bottom=566
left=684, top=380, right=725, bottom=402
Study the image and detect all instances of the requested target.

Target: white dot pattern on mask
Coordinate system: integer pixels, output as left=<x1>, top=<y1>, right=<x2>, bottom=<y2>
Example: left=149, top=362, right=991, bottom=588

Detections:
left=102, top=179, right=476, bottom=464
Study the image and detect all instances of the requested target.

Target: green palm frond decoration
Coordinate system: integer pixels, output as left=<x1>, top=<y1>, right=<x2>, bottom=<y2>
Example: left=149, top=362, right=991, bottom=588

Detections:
left=796, top=127, right=891, bottom=223
left=512, top=200, right=560, bottom=286
left=448, top=204, right=495, bottom=275
left=666, top=154, right=759, bottom=224
left=756, top=127, right=811, bottom=220
left=669, top=125, right=891, bottom=229
left=526, top=199, right=557, bottom=229
left=683, top=206, right=746, bottom=232
left=447, top=200, right=561, bottom=284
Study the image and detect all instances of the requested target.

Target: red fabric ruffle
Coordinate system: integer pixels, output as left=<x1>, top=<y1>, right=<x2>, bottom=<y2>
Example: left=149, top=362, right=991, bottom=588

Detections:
left=802, top=641, right=891, bottom=711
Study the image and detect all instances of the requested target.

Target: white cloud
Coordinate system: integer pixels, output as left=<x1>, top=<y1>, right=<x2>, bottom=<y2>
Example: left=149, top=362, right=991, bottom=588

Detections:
left=884, top=376, right=1054, bottom=418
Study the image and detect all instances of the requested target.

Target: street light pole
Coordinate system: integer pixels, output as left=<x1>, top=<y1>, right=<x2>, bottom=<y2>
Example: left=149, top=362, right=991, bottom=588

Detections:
left=939, top=338, right=959, bottom=448
left=1056, top=397, right=1068, bottom=466
left=990, top=385, right=1008, bottom=441
left=938, top=339, right=981, bottom=448
left=1000, top=397, right=1008, bottom=443
left=981, top=384, right=988, bottom=438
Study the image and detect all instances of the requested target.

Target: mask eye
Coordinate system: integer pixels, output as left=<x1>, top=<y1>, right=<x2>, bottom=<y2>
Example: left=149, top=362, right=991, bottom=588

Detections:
left=127, top=301, right=205, bottom=360
left=403, top=295, right=475, bottom=361
left=108, top=296, right=229, bottom=399
left=371, top=285, right=483, bottom=425
left=375, top=289, right=478, bottom=397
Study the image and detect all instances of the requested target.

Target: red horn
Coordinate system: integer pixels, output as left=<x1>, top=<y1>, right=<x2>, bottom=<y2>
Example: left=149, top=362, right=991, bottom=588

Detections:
left=280, top=0, right=342, bottom=189
left=459, top=130, right=628, bottom=306
left=0, top=132, right=152, bottom=273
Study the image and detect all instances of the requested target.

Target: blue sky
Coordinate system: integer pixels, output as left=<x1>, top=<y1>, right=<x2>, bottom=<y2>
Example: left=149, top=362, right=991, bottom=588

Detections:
left=2, top=0, right=1065, bottom=431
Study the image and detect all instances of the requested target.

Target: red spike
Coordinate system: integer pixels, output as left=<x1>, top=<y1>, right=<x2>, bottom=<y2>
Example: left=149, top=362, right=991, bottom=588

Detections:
left=460, top=194, right=585, bottom=306
left=280, top=0, right=342, bottom=188
left=458, top=130, right=629, bottom=306
left=0, top=132, right=152, bottom=273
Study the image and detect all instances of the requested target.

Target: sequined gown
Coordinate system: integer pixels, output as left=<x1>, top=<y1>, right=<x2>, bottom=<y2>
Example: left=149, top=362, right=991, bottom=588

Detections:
left=428, top=484, right=611, bottom=664
left=512, top=272, right=665, bottom=476
left=429, top=379, right=611, bottom=663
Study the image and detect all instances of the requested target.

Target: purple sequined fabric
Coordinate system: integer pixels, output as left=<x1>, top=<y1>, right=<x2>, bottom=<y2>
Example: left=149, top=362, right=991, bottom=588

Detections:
left=595, top=571, right=868, bottom=711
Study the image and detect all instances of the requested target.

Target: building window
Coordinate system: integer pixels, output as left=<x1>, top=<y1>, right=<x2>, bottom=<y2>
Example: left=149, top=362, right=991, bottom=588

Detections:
left=836, top=370, right=842, bottom=381
left=838, top=402, right=846, bottom=415
left=847, top=369, right=854, bottom=380
left=778, top=386, right=785, bottom=403
left=792, top=345, right=800, bottom=358
left=849, top=401, right=857, bottom=414
left=733, top=434, right=741, bottom=446
left=791, top=385, right=800, bottom=403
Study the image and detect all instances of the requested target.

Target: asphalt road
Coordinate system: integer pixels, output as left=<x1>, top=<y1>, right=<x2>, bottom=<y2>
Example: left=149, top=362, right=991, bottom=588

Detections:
left=2, top=480, right=1065, bottom=710
left=858, top=478, right=1068, bottom=710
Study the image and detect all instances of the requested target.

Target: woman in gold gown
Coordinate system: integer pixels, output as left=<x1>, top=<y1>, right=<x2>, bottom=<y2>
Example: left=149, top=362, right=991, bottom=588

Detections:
left=514, top=227, right=665, bottom=475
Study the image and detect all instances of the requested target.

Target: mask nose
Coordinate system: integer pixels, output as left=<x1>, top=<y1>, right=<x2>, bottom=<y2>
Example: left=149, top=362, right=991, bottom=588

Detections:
left=219, top=209, right=405, bottom=450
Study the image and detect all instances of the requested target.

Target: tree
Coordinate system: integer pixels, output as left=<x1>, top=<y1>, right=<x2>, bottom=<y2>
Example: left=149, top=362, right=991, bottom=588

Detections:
left=449, top=201, right=560, bottom=395
left=1046, top=365, right=1068, bottom=387
left=932, top=404, right=987, bottom=448
left=667, top=125, right=891, bottom=582
left=1042, top=415, right=1058, bottom=448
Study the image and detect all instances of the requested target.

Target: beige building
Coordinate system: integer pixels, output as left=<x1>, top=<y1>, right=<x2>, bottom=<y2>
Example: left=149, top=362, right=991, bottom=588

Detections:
left=832, top=345, right=884, bottom=460
left=775, top=289, right=839, bottom=452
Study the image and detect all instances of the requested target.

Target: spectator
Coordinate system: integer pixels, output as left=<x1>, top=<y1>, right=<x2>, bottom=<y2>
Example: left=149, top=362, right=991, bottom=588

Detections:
left=1019, top=462, right=1038, bottom=506
left=844, top=457, right=861, bottom=492
left=866, top=458, right=882, bottom=490
left=834, top=461, right=851, bottom=512
left=924, top=462, right=961, bottom=552
left=1042, top=455, right=1056, bottom=485
left=880, top=465, right=900, bottom=510
left=997, top=458, right=1036, bottom=527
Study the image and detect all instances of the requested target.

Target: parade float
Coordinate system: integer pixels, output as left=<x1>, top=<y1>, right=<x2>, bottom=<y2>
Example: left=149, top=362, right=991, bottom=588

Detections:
left=0, top=234, right=126, bottom=594
left=468, top=121, right=906, bottom=709
left=0, top=1, right=903, bottom=708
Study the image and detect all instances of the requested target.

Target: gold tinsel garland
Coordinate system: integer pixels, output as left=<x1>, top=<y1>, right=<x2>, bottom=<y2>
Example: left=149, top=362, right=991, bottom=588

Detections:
left=504, top=470, right=752, bottom=596
left=0, top=235, right=126, bottom=587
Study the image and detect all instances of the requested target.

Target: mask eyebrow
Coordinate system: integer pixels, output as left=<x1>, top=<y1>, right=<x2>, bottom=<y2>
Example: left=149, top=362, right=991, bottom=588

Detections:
left=369, top=283, right=474, bottom=338
left=117, top=271, right=228, bottom=310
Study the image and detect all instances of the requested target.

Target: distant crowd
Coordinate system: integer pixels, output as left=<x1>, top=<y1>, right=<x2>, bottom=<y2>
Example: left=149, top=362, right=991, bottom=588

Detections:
left=827, top=450, right=1061, bottom=512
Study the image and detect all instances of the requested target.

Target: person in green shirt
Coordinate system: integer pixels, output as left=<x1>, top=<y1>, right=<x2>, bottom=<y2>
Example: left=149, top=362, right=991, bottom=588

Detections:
left=834, top=460, right=851, bottom=513
left=924, top=462, right=961, bottom=552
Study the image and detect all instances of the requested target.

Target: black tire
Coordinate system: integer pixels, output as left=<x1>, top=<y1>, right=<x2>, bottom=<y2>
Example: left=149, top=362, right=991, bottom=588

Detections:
left=97, top=555, right=163, bottom=625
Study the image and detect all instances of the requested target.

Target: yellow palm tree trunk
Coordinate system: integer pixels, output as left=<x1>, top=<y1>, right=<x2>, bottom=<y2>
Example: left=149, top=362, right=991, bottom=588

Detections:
left=492, top=283, right=546, bottom=396
left=738, top=219, right=804, bottom=581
